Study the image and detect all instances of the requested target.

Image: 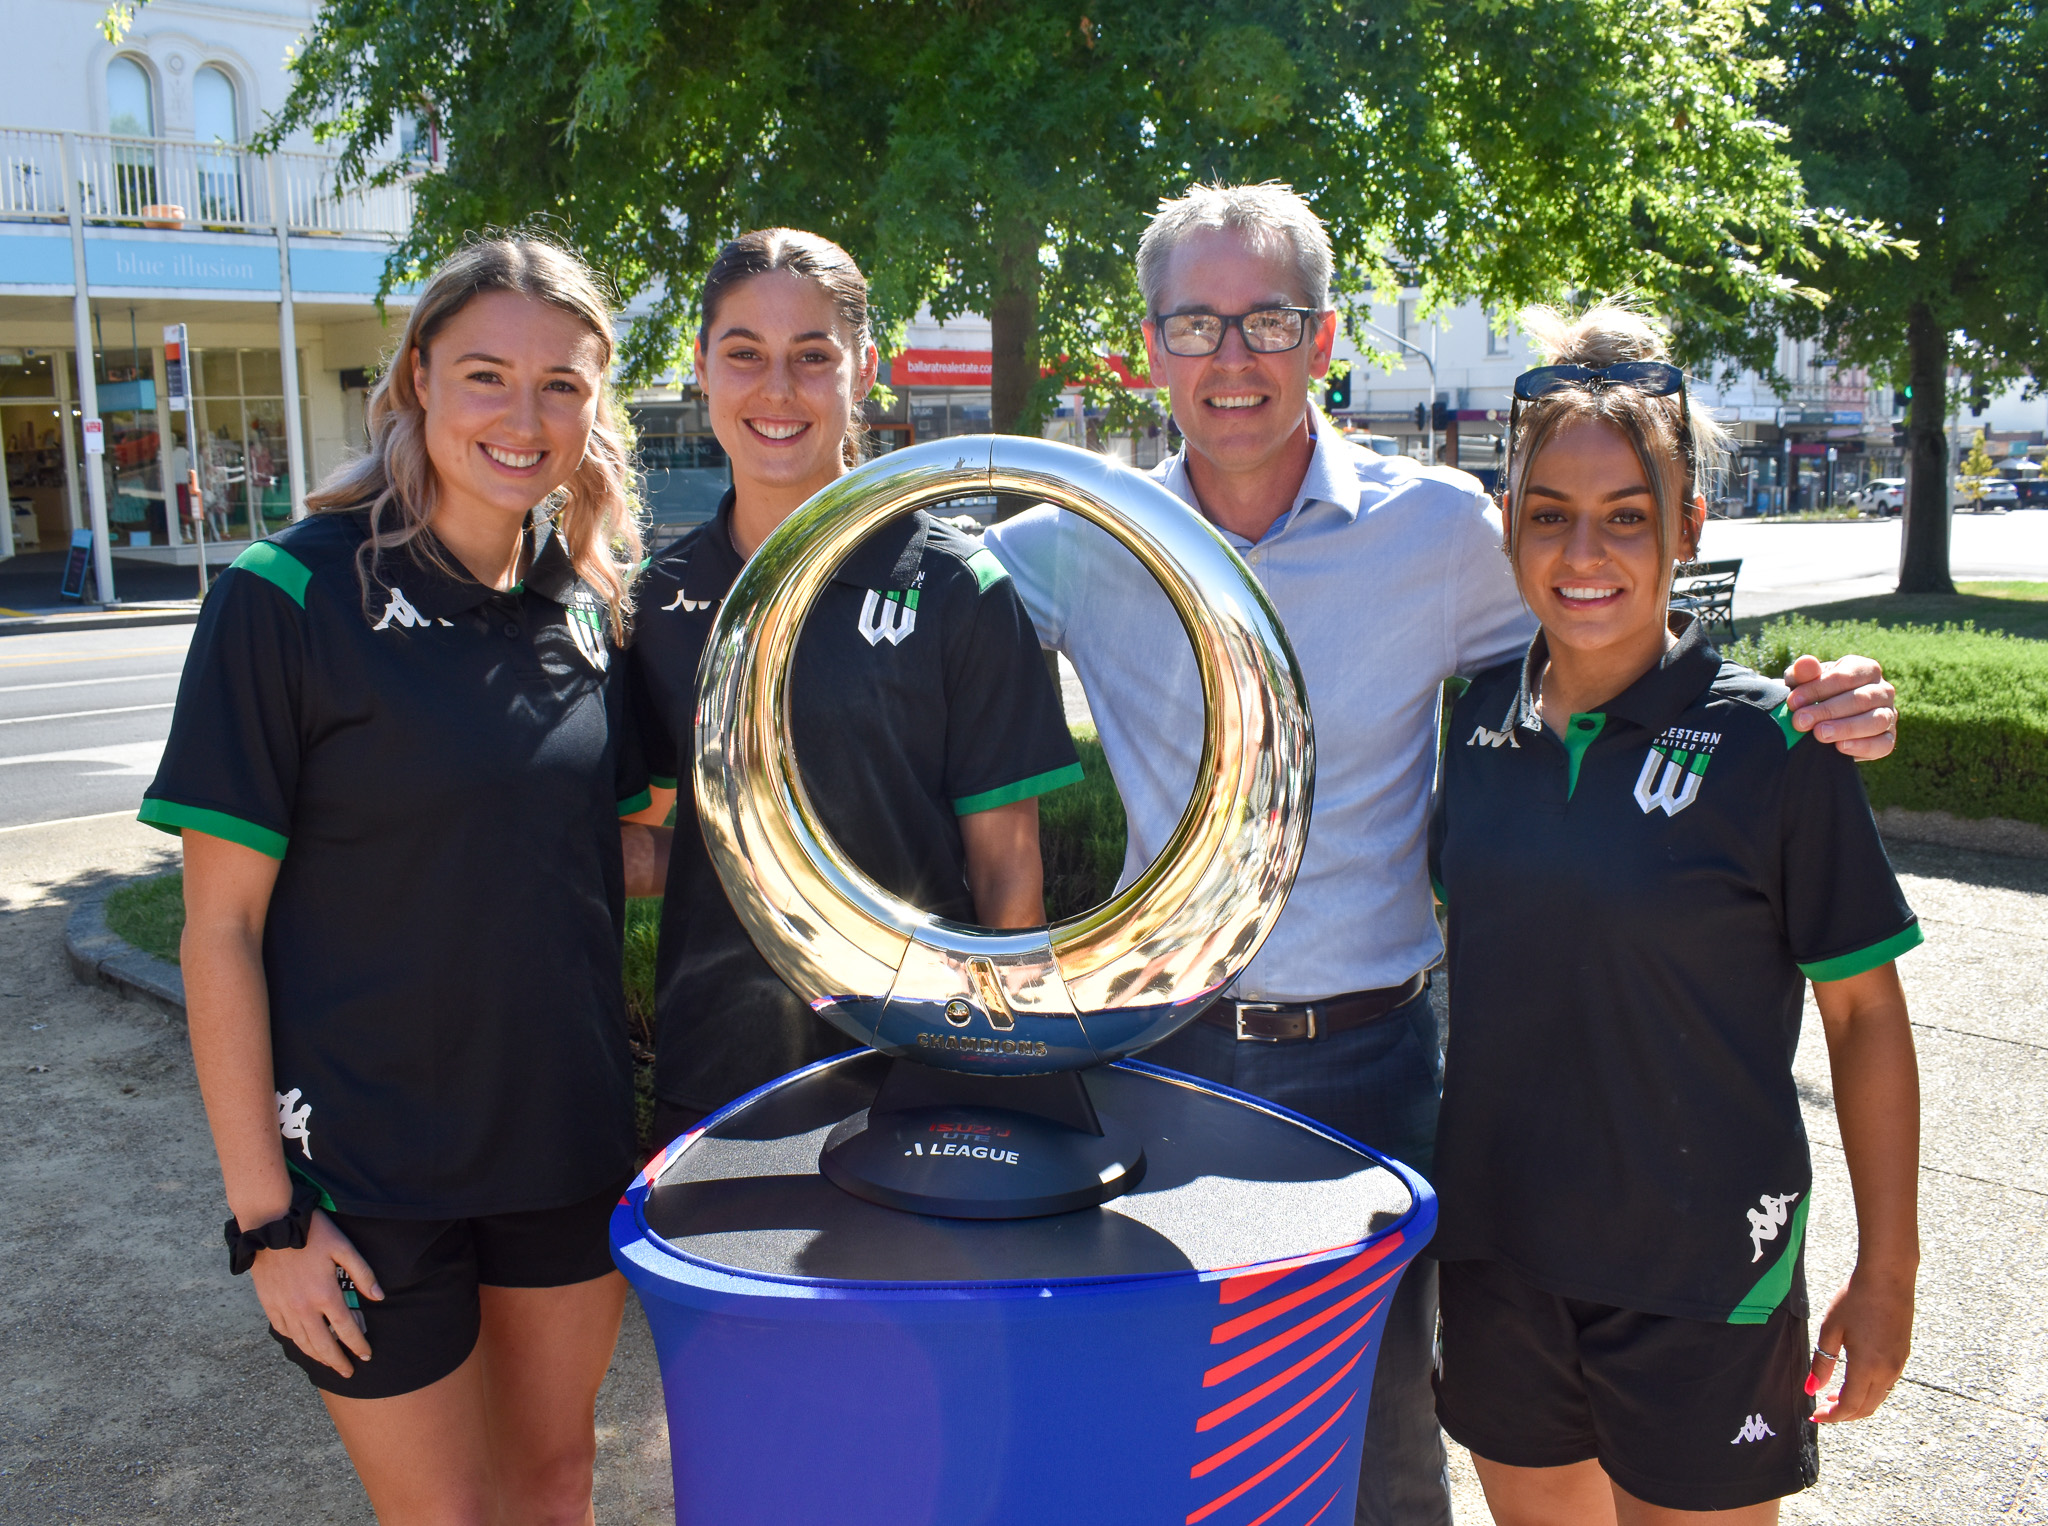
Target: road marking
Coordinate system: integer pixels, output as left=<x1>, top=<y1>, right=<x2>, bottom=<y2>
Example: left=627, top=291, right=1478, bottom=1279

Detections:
left=0, top=645, right=191, bottom=669
left=0, top=807, right=148, bottom=834
left=0, top=671, right=183, bottom=695
left=0, top=703, right=175, bottom=725
left=0, top=740, right=165, bottom=776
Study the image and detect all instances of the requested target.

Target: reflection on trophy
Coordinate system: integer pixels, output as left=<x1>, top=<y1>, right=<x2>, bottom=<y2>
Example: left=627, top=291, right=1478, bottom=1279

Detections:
left=613, top=438, right=1436, bottom=1524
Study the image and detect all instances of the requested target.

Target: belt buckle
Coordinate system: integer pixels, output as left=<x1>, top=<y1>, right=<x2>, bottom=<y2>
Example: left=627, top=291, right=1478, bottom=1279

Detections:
left=1234, top=1001, right=1315, bottom=1043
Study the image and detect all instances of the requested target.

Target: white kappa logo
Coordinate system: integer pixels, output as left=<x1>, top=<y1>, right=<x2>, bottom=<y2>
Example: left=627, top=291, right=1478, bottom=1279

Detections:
left=370, top=587, right=452, bottom=630
left=1746, top=1191, right=1801, bottom=1262
left=1730, top=1414, right=1777, bottom=1445
left=1466, top=724, right=1518, bottom=749
left=857, top=589, right=917, bottom=646
left=276, top=1087, right=313, bottom=1160
left=661, top=589, right=715, bottom=613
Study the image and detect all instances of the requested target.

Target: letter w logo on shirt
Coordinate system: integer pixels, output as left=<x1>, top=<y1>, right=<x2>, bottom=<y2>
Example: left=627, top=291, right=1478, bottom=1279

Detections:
left=857, top=588, right=917, bottom=646
left=1633, top=744, right=1707, bottom=816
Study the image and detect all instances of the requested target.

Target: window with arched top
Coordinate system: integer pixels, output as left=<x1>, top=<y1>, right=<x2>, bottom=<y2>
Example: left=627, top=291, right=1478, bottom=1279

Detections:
left=194, top=65, right=238, bottom=144
left=192, top=65, right=246, bottom=220
left=107, top=55, right=155, bottom=137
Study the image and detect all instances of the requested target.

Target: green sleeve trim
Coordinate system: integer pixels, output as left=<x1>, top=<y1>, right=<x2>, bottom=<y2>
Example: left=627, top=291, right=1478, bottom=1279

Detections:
left=648, top=775, right=678, bottom=791
left=229, top=542, right=312, bottom=608
left=286, top=1160, right=337, bottom=1212
left=616, top=787, right=653, bottom=818
left=1769, top=699, right=1806, bottom=750
left=1799, top=921, right=1924, bottom=983
left=1562, top=712, right=1605, bottom=798
left=137, top=799, right=289, bottom=860
left=953, top=760, right=1086, bottom=815
left=1430, top=875, right=1446, bottom=905
left=1727, top=1192, right=1810, bottom=1324
left=966, top=546, right=1010, bottom=593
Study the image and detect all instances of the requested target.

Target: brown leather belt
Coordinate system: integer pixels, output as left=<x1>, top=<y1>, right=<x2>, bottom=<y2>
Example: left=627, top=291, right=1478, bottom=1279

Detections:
left=1198, top=972, right=1427, bottom=1043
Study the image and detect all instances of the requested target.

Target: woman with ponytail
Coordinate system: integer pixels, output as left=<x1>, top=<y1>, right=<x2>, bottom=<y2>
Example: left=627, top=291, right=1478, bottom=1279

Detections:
left=143, top=236, right=648, bottom=1523
left=620, top=228, right=1081, bottom=1146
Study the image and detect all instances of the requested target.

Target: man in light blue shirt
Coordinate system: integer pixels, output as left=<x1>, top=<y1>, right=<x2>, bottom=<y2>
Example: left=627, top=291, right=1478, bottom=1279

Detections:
left=984, top=182, right=1899, bottom=1525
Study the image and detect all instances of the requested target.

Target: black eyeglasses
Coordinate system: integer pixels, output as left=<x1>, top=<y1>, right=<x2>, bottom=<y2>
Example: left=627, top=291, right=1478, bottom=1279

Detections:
left=1150, top=307, right=1319, bottom=357
left=1505, top=361, right=1695, bottom=502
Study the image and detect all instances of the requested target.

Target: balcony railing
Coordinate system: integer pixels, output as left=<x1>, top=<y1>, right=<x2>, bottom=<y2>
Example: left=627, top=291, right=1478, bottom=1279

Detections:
left=0, top=127, right=416, bottom=239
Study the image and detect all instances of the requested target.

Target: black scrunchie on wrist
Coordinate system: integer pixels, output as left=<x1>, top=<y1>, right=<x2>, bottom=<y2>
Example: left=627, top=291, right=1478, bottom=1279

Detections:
left=224, top=1175, right=323, bottom=1275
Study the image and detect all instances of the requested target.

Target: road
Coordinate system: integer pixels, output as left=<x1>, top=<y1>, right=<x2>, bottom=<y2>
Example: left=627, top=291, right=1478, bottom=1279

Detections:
left=1702, top=509, right=2048, bottom=618
left=0, top=624, right=192, bottom=831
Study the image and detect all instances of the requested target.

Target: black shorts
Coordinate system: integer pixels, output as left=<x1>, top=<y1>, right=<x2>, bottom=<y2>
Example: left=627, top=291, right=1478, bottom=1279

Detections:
left=1435, top=1258, right=1819, bottom=1512
left=273, top=1181, right=624, bottom=1400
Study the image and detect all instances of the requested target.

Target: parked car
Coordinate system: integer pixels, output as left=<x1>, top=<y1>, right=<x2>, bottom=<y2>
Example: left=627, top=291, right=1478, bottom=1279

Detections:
left=1967, top=479, right=2018, bottom=510
left=2014, top=479, right=2048, bottom=509
left=1851, top=478, right=1906, bottom=515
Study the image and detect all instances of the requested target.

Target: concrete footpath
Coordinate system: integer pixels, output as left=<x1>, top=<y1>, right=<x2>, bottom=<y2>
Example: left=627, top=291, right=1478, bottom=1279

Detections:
left=3, top=816, right=2045, bottom=1522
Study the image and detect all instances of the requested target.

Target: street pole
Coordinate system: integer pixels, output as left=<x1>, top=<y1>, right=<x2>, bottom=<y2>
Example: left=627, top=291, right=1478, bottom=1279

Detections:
left=1354, top=315, right=1436, bottom=464
left=62, top=132, right=116, bottom=605
left=266, top=155, right=309, bottom=521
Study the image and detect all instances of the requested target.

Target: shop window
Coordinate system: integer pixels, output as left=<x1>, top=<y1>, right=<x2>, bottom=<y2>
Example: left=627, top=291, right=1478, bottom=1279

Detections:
left=2, top=352, right=67, bottom=551
left=629, top=400, right=729, bottom=527
left=185, top=348, right=309, bottom=543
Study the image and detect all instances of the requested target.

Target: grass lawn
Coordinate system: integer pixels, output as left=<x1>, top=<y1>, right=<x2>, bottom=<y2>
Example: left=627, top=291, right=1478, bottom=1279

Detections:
left=1741, top=581, right=2048, bottom=643
left=104, top=872, right=184, bottom=963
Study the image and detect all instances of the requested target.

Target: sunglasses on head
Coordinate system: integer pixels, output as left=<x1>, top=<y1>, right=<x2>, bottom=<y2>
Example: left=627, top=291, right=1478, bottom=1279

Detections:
left=1505, top=361, right=1695, bottom=506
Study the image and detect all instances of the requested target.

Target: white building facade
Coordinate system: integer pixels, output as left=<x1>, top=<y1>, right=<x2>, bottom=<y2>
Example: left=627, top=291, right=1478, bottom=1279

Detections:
left=1, top=0, right=420, bottom=595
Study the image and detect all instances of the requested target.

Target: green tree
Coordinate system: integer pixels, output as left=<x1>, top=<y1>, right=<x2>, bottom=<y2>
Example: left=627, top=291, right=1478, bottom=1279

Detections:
left=1751, top=0, right=2048, bottom=592
left=1958, top=428, right=1999, bottom=509
left=264, top=0, right=1890, bottom=436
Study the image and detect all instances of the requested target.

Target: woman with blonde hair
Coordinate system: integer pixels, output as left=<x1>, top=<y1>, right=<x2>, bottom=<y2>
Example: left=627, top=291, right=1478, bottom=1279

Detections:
left=142, top=235, right=648, bottom=1524
left=1428, top=303, right=1921, bottom=1524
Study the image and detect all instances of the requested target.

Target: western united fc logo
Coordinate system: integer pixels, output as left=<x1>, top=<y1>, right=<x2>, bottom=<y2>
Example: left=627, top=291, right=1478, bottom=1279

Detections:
left=1633, top=725, right=1721, bottom=816
left=858, top=587, right=918, bottom=646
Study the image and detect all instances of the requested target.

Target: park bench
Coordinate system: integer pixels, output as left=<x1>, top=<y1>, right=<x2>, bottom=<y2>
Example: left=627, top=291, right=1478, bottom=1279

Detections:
left=1670, top=558, right=1741, bottom=638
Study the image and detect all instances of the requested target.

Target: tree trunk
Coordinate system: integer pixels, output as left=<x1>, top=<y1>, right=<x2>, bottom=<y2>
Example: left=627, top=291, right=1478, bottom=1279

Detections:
left=989, top=215, right=1041, bottom=437
left=1898, top=301, right=1955, bottom=594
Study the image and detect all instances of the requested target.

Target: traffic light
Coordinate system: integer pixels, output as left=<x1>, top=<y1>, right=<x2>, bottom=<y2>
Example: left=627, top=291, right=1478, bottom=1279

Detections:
left=1324, top=371, right=1351, bottom=411
left=1430, top=399, right=1450, bottom=430
left=1414, top=404, right=1427, bottom=431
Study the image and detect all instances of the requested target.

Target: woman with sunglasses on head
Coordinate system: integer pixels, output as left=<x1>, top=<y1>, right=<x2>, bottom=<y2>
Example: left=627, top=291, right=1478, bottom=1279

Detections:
left=620, top=229, right=1080, bottom=1146
left=1427, top=304, right=1922, bottom=1525
left=142, top=238, right=648, bottom=1523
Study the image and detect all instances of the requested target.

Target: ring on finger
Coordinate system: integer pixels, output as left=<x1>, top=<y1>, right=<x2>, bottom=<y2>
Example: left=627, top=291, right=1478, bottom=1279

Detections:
left=1814, top=1345, right=1844, bottom=1363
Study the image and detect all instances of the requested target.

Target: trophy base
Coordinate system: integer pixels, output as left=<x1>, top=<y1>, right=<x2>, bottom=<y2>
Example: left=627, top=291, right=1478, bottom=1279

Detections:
left=819, top=1060, right=1146, bottom=1219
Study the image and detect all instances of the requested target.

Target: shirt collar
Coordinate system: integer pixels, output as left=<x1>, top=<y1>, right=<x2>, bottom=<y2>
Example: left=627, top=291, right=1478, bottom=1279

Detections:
left=829, top=509, right=931, bottom=590
left=1505, top=611, right=1721, bottom=735
left=350, top=506, right=598, bottom=621
left=1158, top=412, right=1363, bottom=545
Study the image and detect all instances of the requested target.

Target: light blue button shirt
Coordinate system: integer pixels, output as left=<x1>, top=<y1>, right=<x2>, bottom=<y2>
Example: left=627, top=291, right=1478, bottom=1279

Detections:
left=984, top=427, right=1536, bottom=1000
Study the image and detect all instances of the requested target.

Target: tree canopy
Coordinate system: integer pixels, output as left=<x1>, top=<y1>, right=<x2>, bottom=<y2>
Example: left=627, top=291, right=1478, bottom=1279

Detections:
left=266, top=0, right=1894, bottom=433
left=1750, top=0, right=2047, bottom=591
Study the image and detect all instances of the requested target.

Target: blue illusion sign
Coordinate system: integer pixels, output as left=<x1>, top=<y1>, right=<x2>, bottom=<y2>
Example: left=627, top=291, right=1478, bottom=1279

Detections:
left=84, top=237, right=280, bottom=292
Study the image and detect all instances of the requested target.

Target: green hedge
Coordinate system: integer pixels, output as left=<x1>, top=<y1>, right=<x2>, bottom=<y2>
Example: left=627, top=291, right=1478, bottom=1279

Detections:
left=1724, top=617, right=2048, bottom=828
left=1039, top=729, right=1128, bottom=921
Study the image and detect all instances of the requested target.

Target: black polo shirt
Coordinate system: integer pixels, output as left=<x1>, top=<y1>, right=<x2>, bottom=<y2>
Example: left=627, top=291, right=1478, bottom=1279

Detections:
left=629, top=492, right=1083, bottom=1116
left=1428, top=615, right=1921, bottom=1324
left=141, top=509, right=648, bottom=1218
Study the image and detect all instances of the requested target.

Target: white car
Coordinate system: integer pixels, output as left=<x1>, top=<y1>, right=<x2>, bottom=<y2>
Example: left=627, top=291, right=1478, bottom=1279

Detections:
left=1973, top=479, right=2019, bottom=510
left=1851, top=478, right=1906, bottom=515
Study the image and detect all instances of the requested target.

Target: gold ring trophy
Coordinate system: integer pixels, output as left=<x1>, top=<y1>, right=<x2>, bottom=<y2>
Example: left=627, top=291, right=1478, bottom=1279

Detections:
left=694, top=435, right=1314, bottom=1217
